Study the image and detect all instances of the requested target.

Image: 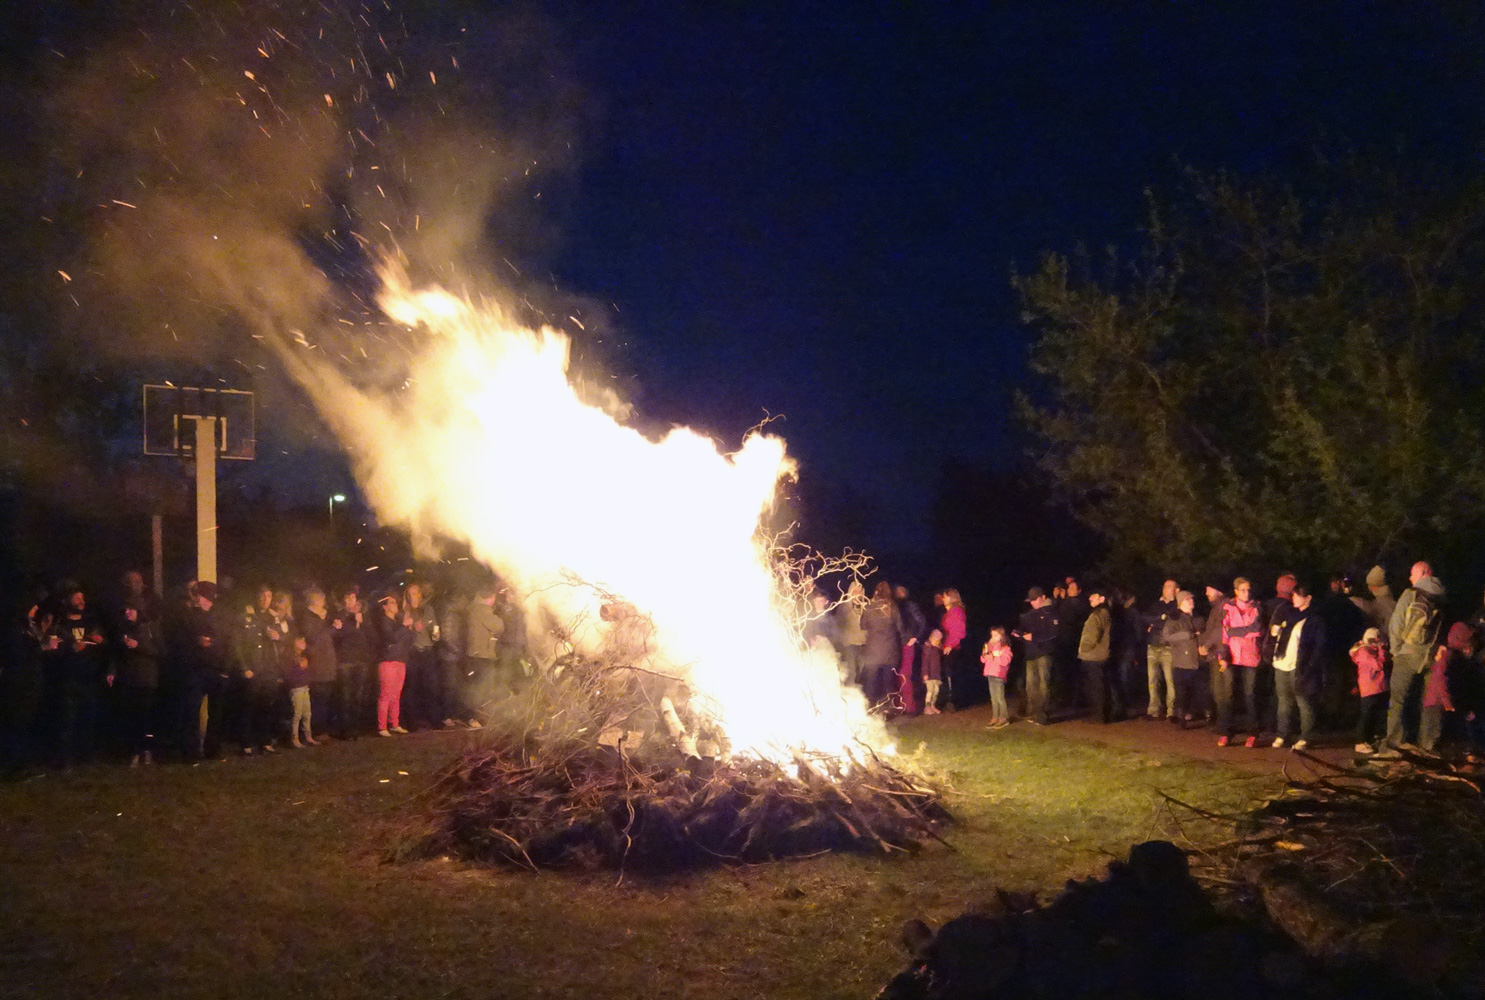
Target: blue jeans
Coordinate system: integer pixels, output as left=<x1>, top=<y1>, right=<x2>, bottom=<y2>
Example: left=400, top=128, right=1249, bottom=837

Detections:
left=1147, top=646, right=1175, bottom=717
left=1024, top=655, right=1052, bottom=722
left=987, top=677, right=1007, bottom=719
left=1273, top=669, right=1314, bottom=741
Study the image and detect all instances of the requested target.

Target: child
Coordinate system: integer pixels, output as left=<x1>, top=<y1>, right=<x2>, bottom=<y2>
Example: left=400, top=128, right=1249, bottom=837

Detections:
left=921, top=629, right=944, bottom=716
left=981, top=627, right=1012, bottom=728
left=1350, top=627, right=1387, bottom=754
left=1422, top=623, right=1474, bottom=752
left=286, top=635, right=316, bottom=748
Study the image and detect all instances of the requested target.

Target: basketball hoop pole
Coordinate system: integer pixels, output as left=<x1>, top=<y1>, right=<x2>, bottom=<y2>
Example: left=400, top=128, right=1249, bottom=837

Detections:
left=193, top=416, right=217, bottom=583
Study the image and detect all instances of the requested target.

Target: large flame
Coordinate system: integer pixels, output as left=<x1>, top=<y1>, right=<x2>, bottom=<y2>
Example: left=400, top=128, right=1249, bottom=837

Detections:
left=282, top=268, right=890, bottom=762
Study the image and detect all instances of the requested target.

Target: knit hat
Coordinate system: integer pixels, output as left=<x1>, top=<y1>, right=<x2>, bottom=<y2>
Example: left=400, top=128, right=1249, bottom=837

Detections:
left=1026, top=586, right=1045, bottom=602
left=1275, top=574, right=1297, bottom=599
left=1447, top=622, right=1475, bottom=653
left=195, top=581, right=218, bottom=603
left=1366, top=565, right=1387, bottom=588
left=1362, top=627, right=1381, bottom=643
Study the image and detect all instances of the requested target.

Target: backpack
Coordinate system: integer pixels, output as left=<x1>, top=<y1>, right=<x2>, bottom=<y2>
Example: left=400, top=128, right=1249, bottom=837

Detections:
left=1399, top=590, right=1442, bottom=648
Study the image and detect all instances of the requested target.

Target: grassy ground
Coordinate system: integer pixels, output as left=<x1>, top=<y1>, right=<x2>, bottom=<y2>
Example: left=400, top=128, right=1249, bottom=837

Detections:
left=0, top=709, right=1278, bottom=1000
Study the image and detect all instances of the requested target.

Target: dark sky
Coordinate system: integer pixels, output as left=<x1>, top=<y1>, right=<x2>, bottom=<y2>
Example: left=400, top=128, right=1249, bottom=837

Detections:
left=10, top=2, right=1485, bottom=556
left=540, top=3, right=1485, bottom=550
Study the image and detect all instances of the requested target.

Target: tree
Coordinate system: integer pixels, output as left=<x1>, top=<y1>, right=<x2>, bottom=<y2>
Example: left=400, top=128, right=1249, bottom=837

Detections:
left=1016, top=164, right=1485, bottom=581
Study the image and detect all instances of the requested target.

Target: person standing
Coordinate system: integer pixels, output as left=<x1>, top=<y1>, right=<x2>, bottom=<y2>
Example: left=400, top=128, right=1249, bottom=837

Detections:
left=894, top=585, right=928, bottom=715
left=300, top=588, right=337, bottom=741
left=331, top=589, right=374, bottom=738
left=462, top=585, right=504, bottom=727
left=835, top=581, right=868, bottom=690
left=1015, top=587, right=1059, bottom=725
left=1056, top=578, right=1090, bottom=716
left=1380, top=561, right=1445, bottom=756
left=112, top=571, right=162, bottom=766
left=3, top=594, right=56, bottom=775
left=436, top=588, right=470, bottom=728
left=374, top=593, right=415, bottom=736
left=49, top=585, right=107, bottom=766
left=402, top=582, right=440, bottom=730
left=1350, top=628, right=1388, bottom=755
left=1270, top=585, right=1326, bottom=750
left=920, top=629, right=945, bottom=716
left=859, top=582, right=904, bottom=710
left=1217, top=577, right=1263, bottom=747
left=1200, top=584, right=1229, bottom=724
left=181, top=582, right=229, bottom=760
left=1143, top=579, right=1180, bottom=722
left=980, top=627, right=1013, bottom=728
left=939, top=589, right=969, bottom=710
left=1077, top=586, right=1113, bottom=723
left=1160, top=590, right=1203, bottom=728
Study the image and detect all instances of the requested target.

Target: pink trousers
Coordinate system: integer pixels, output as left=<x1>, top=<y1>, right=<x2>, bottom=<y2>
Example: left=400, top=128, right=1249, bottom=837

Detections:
left=377, top=660, right=406, bottom=731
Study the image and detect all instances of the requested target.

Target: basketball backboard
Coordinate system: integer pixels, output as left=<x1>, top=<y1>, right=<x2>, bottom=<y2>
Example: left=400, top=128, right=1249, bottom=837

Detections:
left=143, top=385, right=255, bottom=460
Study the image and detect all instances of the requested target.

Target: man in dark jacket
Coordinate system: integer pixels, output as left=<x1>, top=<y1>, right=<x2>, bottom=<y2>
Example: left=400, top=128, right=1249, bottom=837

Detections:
left=1077, top=586, right=1113, bottom=724
left=1015, top=588, right=1059, bottom=725
left=1200, top=585, right=1229, bottom=722
left=1270, top=585, right=1327, bottom=750
left=1057, top=578, right=1091, bottom=716
left=111, top=570, right=162, bottom=766
left=1143, top=579, right=1180, bottom=722
left=331, top=589, right=375, bottom=738
left=3, top=593, right=56, bottom=775
left=301, top=587, right=338, bottom=739
left=180, top=582, right=229, bottom=760
left=49, top=584, right=106, bottom=766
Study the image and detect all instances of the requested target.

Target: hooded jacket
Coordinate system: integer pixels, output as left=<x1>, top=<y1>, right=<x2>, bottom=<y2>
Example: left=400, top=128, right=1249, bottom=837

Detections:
left=1222, top=599, right=1262, bottom=668
left=1389, top=575, right=1447, bottom=659
left=1078, top=605, right=1111, bottom=662
left=1160, top=611, right=1201, bottom=671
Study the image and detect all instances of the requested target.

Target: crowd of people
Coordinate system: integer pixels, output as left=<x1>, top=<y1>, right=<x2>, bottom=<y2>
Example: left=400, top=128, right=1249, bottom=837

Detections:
left=841, top=561, right=1485, bottom=757
left=1, top=571, right=527, bottom=774
left=7, top=557, right=1484, bottom=775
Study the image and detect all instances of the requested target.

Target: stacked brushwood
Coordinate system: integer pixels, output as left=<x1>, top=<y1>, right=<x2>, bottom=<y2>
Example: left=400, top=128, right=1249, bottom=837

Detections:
left=877, top=840, right=1423, bottom=1000
left=402, top=656, right=948, bottom=871
left=1168, top=748, right=1485, bottom=996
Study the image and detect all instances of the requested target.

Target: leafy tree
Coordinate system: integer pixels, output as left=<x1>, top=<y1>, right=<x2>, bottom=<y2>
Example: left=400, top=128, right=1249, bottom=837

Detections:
left=1016, top=164, right=1485, bottom=581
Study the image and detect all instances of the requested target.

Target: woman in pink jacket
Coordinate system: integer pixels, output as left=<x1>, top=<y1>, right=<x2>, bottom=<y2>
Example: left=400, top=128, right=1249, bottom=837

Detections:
left=938, top=589, right=968, bottom=711
left=1216, top=577, right=1263, bottom=747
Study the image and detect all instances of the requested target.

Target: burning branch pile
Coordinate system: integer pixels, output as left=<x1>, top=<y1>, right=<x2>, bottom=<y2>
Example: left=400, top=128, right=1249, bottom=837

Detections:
left=403, top=658, right=948, bottom=872
left=1171, top=750, right=1485, bottom=993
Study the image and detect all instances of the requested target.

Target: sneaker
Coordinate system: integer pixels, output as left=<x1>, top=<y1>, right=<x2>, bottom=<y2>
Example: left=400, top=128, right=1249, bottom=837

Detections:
left=1398, top=742, right=1421, bottom=753
left=442, top=718, right=457, bottom=729
left=1354, top=742, right=1375, bottom=755
left=241, top=746, right=255, bottom=756
left=1292, top=740, right=1309, bottom=751
left=924, top=706, right=940, bottom=716
left=262, top=744, right=276, bottom=754
left=1028, top=717, right=1046, bottom=726
left=1244, top=736, right=1257, bottom=749
left=390, top=726, right=408, bottom=735
left=304, top=737, right=319, bottom=746
left=378, top=729, right=392, bottom=738
left=1271, top=737, right=1286, bottom=749
left=1372, top=746, right=1401, bottom=760
left=1143, top=714, right=1160, bottom=723
left=466, top=719, right=483, bottom=730
left=1168, top=715, right=1182, bottom=725
left=291, top=739, right=304, bottom=749
left=1216, top=735, right=1230, bottom=747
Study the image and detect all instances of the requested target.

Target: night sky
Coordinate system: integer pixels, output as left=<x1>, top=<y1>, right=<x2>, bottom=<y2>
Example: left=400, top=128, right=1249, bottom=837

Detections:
left=9, top=3, right=1485, bottom=557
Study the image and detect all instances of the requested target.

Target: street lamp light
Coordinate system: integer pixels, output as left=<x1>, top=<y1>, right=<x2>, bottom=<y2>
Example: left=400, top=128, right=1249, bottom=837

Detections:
left=329, top=493, right=347, bottom=525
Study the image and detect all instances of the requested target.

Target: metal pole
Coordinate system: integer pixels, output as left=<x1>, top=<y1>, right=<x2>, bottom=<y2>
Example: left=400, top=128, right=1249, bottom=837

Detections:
left=194, top=417, right=217, bottom=583
left=151, top=513, right=164, bottom=597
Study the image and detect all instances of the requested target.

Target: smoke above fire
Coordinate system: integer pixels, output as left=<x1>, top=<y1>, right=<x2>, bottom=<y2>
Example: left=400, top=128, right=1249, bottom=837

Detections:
left=278, top=265, right=890, bottom=761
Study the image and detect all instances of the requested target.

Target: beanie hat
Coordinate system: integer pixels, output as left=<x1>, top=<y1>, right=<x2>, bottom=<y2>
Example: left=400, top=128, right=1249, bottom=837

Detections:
left=195, top=581, right=218, bottom=603
left=1026, top=586, right=1045, bottom=602
left=1362, top=627, right=1381, bottom=643
left=1366, top=565, right=1387, bottom=588
left=1275, top=574, right=1297, bottom=599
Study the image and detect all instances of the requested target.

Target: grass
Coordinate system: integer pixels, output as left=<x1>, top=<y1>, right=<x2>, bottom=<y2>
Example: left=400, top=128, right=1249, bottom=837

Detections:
left=0, top=711, right=1278, bottom=1000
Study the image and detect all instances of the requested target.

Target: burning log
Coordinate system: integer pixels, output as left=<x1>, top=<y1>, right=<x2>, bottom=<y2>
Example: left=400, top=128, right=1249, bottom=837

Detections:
left=399, top=654, right=949, bottom=871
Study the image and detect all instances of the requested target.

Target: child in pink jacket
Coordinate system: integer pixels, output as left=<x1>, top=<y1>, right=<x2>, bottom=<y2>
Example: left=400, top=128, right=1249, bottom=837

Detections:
left=1350, top=627, right=1387, bottom=754
left=981, top=627, right=1013, bottom=728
